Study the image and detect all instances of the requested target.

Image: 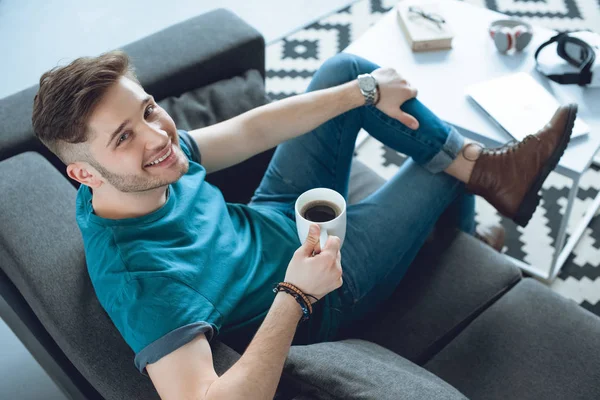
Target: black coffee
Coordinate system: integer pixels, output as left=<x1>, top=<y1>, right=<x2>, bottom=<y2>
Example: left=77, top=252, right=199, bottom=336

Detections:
left=302, top=201, right=340, bottom=223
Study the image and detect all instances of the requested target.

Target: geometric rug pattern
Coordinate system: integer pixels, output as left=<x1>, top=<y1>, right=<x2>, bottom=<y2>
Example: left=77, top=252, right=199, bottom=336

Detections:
left=265, top=0, right=600, bottom=316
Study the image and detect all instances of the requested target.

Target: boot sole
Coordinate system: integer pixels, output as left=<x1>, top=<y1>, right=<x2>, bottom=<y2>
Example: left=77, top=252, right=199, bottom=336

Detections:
left=513, top=104, right=578, bottom=227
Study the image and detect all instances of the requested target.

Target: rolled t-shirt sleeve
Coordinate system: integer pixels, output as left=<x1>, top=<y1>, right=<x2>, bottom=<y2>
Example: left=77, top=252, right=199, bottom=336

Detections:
left=178, top=129, right=202, bottom=164
left=110, top=276, right=222, bottom=375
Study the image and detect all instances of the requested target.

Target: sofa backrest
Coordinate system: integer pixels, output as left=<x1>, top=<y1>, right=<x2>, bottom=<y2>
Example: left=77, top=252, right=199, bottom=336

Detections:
left=0, top=8, right=269, bottom=202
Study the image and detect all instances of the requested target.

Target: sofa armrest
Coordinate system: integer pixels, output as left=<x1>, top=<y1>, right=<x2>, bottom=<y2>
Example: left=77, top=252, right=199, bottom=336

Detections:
left=284, top=339, right=467, bottom=399
left=425, top=279, right=600, bottom=399
left=0, top=8, right=265, bottom=165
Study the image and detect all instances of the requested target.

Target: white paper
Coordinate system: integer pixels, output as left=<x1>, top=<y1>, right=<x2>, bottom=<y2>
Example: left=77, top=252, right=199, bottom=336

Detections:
left=465, top=72, right=589, bottom=141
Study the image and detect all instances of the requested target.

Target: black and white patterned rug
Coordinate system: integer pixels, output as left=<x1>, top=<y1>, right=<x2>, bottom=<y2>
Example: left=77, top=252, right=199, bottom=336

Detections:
left=265, top=0, right=600, bottom=317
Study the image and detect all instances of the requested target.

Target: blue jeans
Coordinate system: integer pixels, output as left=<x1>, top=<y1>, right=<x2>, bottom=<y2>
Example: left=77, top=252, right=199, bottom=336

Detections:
left=248, top=53, right=475, bottom=339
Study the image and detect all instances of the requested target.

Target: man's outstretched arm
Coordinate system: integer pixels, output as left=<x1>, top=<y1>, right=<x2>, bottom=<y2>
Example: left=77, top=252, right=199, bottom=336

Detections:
left=189, top=79, right=365, bottom=174
left=190, top=66, right=418, bottom=174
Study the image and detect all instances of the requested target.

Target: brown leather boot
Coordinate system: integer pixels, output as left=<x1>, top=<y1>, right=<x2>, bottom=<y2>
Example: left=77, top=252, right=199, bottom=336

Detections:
left=466, top=104, right=578, bottom=227
left=475, top=224, right=505, bottom=252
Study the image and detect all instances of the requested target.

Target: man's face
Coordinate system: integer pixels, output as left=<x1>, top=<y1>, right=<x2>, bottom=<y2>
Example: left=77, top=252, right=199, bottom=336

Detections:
left=84, top=76, right=188, bottom=193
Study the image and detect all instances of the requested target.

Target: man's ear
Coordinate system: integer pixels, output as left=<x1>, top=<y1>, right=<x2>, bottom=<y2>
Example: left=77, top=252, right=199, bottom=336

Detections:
left=66, top=162, right=103, bottom=188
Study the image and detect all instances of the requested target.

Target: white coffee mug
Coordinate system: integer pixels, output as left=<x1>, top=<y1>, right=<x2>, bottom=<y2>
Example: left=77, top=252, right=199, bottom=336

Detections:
left=295, top=188, right=347, bottom=250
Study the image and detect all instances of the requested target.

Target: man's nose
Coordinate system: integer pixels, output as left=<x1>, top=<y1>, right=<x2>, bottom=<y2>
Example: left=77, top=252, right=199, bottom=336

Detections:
left=143, top=124, right=169, bottom=148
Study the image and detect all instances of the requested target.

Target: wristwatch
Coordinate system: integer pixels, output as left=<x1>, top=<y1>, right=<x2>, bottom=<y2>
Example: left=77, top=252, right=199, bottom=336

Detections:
left=357, top=73, right=380, bottom=106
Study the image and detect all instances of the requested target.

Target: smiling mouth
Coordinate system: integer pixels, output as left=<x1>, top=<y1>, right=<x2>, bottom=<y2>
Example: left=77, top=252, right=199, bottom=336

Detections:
left=144, top=146, right=173, bottom=167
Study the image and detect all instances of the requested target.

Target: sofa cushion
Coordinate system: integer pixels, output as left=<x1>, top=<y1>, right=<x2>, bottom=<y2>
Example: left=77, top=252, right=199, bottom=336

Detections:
left=157, top=69, right=268, bottom=131
left=284, top=339, right=467, bottom=400
left=0, top=152, right=241, bottom=400
left=425, top=278, right=600, bottom=400
left=158, top=69, right=275, bottom=204
left=339, top=231, right=522, bottom=365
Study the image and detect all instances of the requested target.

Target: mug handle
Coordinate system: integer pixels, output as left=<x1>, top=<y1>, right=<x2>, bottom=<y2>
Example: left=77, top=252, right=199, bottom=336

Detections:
left=319, top=228, right=328, bottom=252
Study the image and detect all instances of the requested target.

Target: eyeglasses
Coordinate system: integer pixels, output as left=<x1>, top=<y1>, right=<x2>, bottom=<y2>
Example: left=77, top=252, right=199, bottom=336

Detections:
left=408, top=6, right=446, bottom=30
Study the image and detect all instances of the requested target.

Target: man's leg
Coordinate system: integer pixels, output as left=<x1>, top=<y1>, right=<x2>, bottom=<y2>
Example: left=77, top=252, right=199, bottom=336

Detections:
left=250, top=52, right=576, bottom=229
left=248, top=51, right=572, bottom=342
left=335, top=159, right=474, bottom=333
left=249, top=53, right=464, bottom=217
left=249, top=52, right=478, bottom=346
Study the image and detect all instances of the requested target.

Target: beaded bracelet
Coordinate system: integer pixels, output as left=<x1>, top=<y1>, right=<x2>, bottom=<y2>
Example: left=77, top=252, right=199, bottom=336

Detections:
left=273, top=282, right=313, bottom=323
left=273, top=282, right=312, bottom=315
left=277, top=282, right=313, bottom=314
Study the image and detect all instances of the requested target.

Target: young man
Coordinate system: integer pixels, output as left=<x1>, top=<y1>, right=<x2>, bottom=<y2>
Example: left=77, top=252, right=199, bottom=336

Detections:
left=32, top=50, right=576, bottom=399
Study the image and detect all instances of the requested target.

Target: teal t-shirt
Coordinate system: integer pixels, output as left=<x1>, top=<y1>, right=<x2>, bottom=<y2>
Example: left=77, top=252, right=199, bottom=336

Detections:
left=76, top=130, right=338, bottom=374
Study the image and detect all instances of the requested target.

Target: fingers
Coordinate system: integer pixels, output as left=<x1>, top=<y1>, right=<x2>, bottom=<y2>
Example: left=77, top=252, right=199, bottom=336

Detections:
left=397, top=112, right=420, bottom=130
left=335, top=249, right=342, bottom=270
left=321, top=235, right=342, bottom=266
left=324, top=235, right=341, bottom=253
left=408, top=86, right=418, bottom=98
left=313, top=233, right=322, bottom=255
left=301, top=224, right=321, bottom=256
left=401, top=85, right=418, bottom=102
left=373, top=70, right=419, bottom=129
left=336, top=249, right=343, bottom=286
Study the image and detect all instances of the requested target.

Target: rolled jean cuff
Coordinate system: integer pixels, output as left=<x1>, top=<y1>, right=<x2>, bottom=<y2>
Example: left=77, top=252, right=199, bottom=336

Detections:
left=423, top=126, right=464, bottom=174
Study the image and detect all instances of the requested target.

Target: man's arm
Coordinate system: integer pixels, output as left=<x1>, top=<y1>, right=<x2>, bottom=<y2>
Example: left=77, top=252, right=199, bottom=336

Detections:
left=147, top=292, right=303, bottom=400
left=189, top=80, right=365, bottom=174
left=206, top=292, right=304, bottom=399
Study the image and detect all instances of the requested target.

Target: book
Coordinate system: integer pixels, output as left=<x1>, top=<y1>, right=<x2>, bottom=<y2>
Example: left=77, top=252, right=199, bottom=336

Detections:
left=465, top=72, right=589, bottom=141
left=396, top=2, right=453, bottom=52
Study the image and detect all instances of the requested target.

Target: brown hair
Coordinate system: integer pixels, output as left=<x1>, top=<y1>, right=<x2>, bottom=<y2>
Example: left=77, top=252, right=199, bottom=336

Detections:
left=32, top=50, right=139, bottom=164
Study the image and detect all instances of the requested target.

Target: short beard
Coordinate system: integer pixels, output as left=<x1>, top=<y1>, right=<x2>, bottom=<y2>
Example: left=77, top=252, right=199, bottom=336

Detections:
left=88, top=157, right=189, bottom=193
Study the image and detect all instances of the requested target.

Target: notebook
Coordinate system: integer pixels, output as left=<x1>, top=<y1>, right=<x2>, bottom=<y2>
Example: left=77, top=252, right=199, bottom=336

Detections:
left=465, top=72, right=589, bottom=141
left=396, top=2, right=454, bottom=52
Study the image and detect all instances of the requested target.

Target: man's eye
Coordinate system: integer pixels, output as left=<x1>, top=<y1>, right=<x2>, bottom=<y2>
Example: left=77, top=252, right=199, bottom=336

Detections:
left=144, top=105, right=155, bottom=118
left=116, top=132, right=130, bottom=146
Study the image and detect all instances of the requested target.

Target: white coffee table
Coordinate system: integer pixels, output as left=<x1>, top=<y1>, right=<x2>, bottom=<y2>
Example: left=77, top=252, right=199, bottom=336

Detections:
left=344, top=0, right=600, bottom=281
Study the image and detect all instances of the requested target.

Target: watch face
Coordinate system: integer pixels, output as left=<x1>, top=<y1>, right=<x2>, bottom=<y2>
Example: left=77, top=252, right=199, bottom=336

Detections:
left=360, top=75, right=376, bottom=92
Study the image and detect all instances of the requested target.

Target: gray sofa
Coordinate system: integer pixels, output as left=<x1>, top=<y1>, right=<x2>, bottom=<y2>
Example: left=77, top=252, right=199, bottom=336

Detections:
left=1, top=8, right=599, bottom=400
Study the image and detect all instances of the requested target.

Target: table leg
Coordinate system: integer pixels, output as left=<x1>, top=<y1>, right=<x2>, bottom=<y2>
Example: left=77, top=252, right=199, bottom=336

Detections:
left=548, top=176, right=580, bottom=280
left=550, top=186, right=600, bottom=280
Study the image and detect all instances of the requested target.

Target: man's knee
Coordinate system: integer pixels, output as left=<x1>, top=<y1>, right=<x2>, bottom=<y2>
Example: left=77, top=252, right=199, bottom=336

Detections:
left=309, top=53, right=361, bottom=91
left=321, top=53, right=359, bottom=73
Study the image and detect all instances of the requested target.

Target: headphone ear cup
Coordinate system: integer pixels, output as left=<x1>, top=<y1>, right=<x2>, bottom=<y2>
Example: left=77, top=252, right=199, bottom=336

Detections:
left=489, top=26, right=498, bottom=39
left=493, top=26, right=513, bottom=53
left=513, top=25, right=533, bottom=51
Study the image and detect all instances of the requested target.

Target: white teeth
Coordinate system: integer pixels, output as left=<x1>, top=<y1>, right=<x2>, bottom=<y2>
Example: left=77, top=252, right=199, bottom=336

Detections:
left=147, top=147, right=172, bottom=166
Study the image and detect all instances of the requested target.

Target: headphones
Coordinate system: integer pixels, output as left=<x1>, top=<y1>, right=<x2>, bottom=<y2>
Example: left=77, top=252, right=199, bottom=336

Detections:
left=489, top=19, right=533, bottom=53
left=535, top=31, right=598, bottom=86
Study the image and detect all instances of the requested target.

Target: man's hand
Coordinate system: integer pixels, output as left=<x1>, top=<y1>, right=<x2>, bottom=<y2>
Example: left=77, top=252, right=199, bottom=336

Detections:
left=371, top=67, right=420, bottom=129
left=284, top=224, right=343, bottom=303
